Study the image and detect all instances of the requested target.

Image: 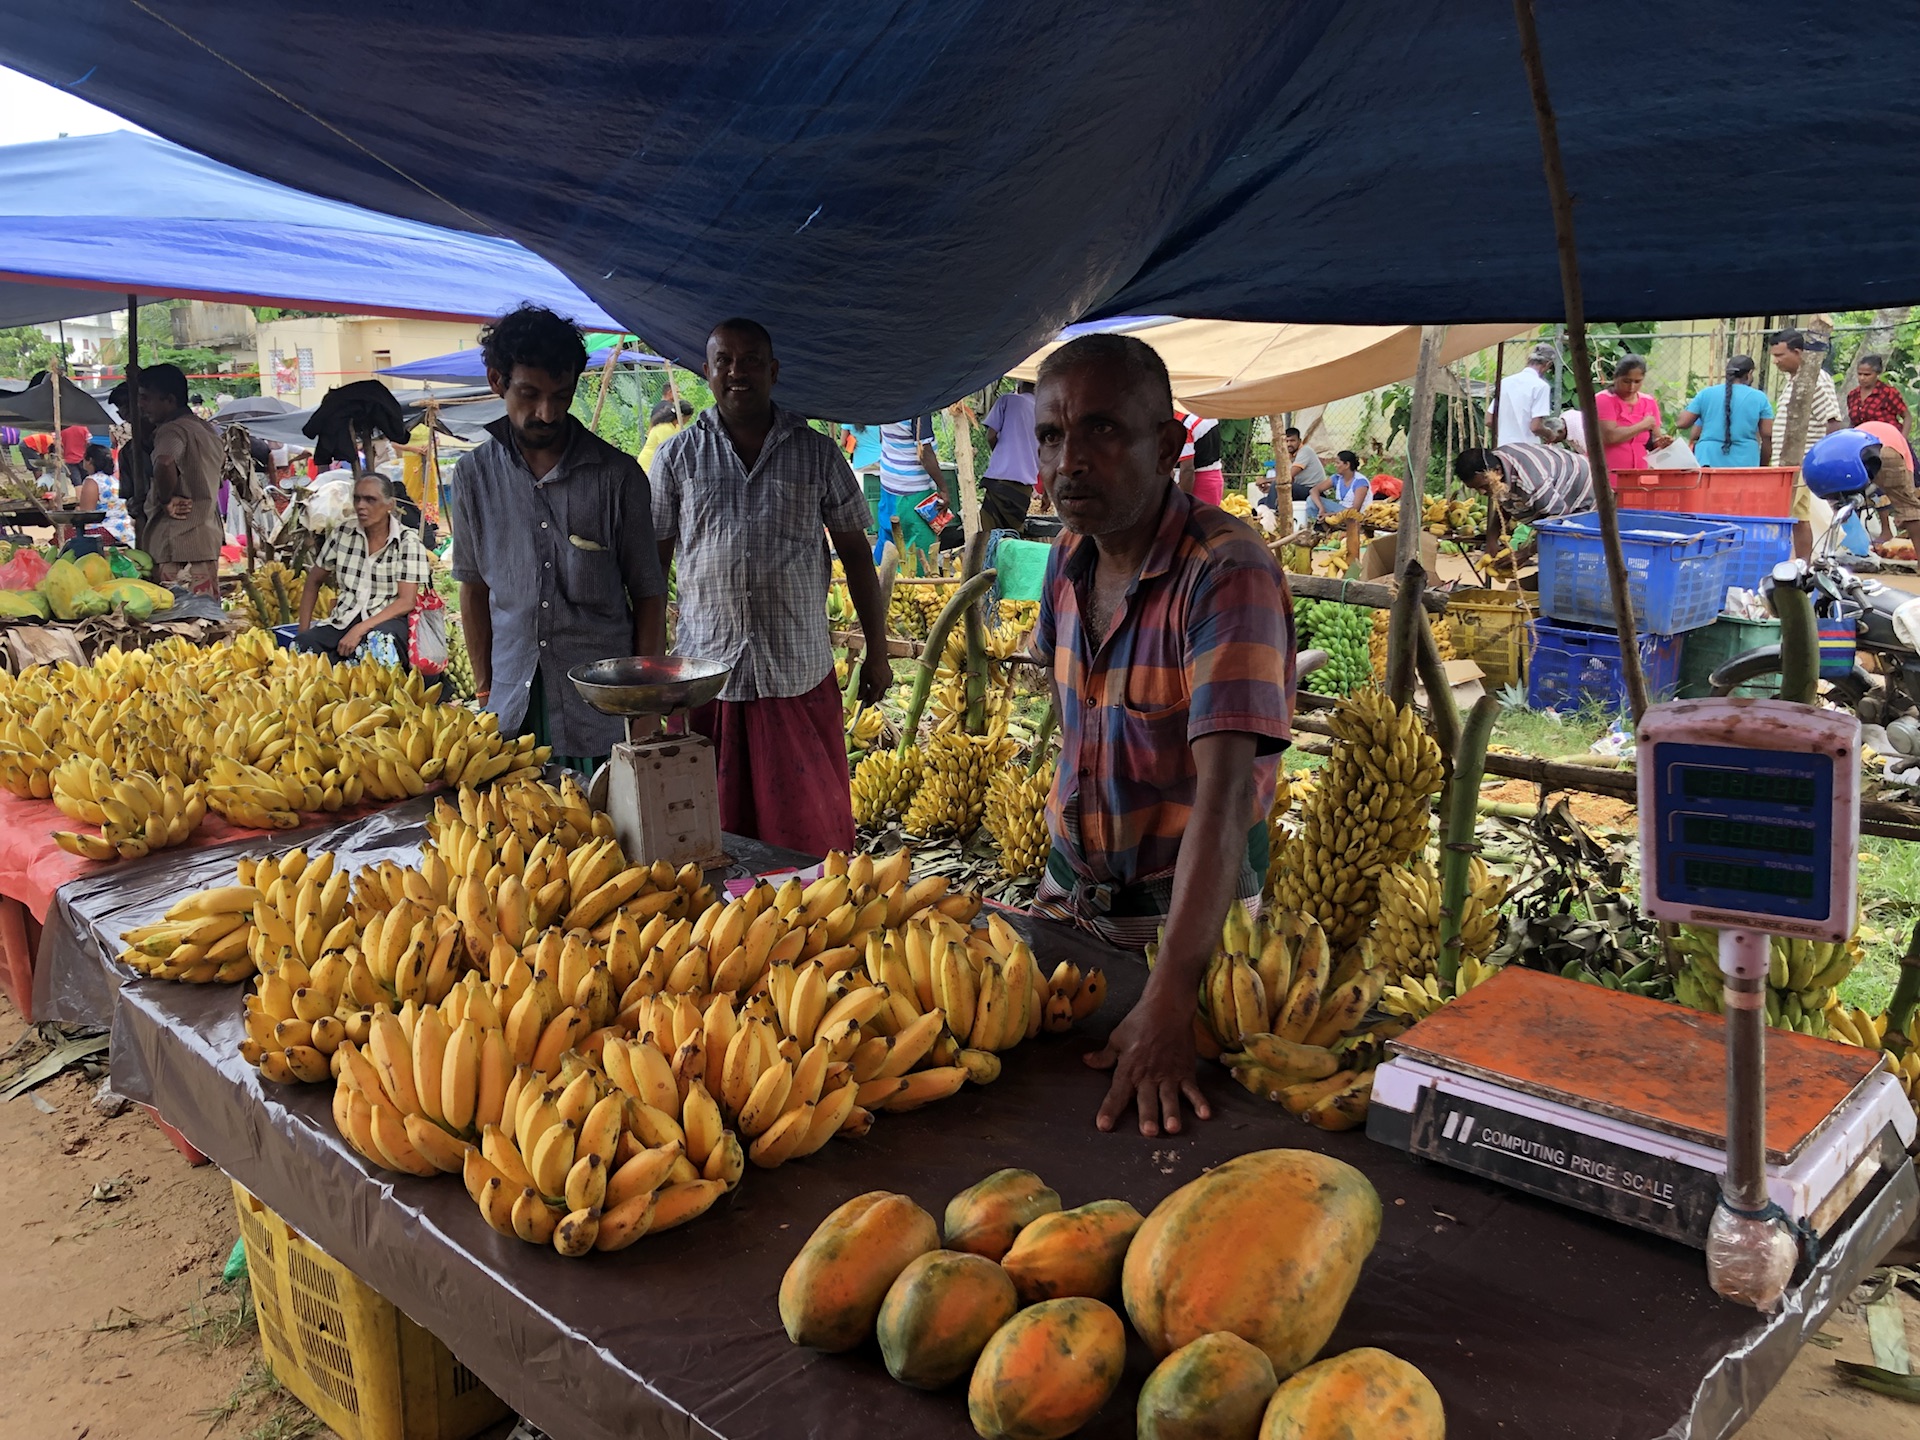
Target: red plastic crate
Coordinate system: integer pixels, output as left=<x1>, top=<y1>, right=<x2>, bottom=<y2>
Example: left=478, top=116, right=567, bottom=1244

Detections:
left=1612, top=466, right=1795, bottom=518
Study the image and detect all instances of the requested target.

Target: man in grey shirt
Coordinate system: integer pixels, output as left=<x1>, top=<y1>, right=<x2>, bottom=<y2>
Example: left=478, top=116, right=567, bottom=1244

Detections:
left=451, top=305, right=668, bottom=767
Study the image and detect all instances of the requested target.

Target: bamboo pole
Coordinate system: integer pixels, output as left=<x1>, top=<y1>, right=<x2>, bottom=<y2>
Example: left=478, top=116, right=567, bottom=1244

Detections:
left=948, top=401, right=982, bottom=543
left=1397, top=325, right=1444, bottom=579
left=1511, top=0, right=1649, bottom=723
left=1489, top=341, right=1506, bottom=447
left=588, top=341, right=621, bottom=431
left=126, top=295, right=145, bottom=552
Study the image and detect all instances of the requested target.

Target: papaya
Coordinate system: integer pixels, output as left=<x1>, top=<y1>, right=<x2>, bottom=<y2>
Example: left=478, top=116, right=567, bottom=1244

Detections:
left=77, top=552, right=112, bottom=587
left=38, top=557, right=93, bottom=621
left=1123, top=1149, right=1381, bottom=1377
left=1138, top=1332, right=1277, bottom=1440
left=999, top=1198, right=1143, bottom=1303
left=877, top=1249, right=1019, bottom=1389
left=779, top=1191, right=939, bottom=1352
left=944, top=1168, right=1061, bottom=1261
left=0, top=589, right=49, bottom=621
left=98, top=580, right=165, bottom=619
left=968, top=1297, right=1125, bottom=1440
left=1258, top=1347, right=1443, bottom=1439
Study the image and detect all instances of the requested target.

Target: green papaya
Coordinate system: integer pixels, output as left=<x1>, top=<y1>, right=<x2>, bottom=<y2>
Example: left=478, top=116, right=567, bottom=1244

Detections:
left=0, top=589, right=49, bottom=620
left=39, top=557, right=92, bottom=620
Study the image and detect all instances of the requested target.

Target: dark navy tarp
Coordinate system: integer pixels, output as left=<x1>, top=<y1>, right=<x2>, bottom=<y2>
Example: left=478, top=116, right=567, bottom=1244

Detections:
left=0, top=131, right=623, bottom=330
left=377, top=344, right=664, bottom=385
left=4, top=4, right=1918, bottom=417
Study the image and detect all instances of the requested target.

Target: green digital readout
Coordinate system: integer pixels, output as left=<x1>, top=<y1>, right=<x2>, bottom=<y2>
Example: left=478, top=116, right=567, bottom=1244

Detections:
left=1679, top=815, right=1817, bottom=856
left=1677, top=766, right=1816, bottom=806
left=1681, top=858, right=1815, bottom=899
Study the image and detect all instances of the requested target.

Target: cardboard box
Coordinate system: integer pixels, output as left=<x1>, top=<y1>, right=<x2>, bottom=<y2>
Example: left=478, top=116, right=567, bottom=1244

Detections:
left=1360, top=532, right=1440, bottom=581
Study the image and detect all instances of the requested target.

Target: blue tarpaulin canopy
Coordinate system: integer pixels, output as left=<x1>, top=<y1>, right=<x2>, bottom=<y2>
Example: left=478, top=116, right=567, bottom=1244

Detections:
left=4, top=5, right=1917, bottom=417
left=0, top=131, right=623, bottom=330
left=376, top=344, right=666, bottom=385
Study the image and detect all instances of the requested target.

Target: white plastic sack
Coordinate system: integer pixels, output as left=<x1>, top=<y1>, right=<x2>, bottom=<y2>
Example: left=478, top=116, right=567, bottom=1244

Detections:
left=306, top=476, right=356, bottom=530
left=1648, top=436, right=1699, bottom=469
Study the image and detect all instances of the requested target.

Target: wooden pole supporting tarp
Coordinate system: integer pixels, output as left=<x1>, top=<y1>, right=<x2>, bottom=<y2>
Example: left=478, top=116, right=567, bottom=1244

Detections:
left=1512, top=0, right=1649, bottom=723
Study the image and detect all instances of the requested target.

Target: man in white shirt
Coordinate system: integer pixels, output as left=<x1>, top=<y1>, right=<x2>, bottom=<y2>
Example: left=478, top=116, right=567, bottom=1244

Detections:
left=1495, top=343, right=1556, bottom=447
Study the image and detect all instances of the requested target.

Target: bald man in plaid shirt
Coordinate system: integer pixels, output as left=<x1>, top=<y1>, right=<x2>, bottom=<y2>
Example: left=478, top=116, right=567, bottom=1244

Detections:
left=1028, top=333, right=1296, bottom=1139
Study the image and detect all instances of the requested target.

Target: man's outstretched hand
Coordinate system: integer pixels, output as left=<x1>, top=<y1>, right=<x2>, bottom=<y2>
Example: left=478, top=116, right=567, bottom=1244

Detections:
left=1085, top=988, right=1211, bottom=1138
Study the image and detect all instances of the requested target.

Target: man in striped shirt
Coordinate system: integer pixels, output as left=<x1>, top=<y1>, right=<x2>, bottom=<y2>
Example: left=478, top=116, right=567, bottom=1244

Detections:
left=1028, top=332, right=1295, bottom=1138
left=1452, top=442, right=1594, bottom=560
left=869, top=413, right=948, bottom=562
left=1767, top=329, right=1843, bottom=560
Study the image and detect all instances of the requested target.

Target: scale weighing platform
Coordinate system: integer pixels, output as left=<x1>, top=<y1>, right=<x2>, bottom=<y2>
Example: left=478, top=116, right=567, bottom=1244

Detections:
left=1370, top=698, right=1916, bottom=1303
left=570, top=656, right=733, bottom=872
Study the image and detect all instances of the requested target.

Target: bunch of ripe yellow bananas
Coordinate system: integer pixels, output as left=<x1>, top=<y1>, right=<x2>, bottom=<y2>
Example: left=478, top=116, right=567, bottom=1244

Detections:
left=1174, top=905, right=1393, bottom=1132
left=1271, top=688, right=1445, bottom=955
left=0, top=630, right=543, bottom=860
left=118, top=882, right=265, bottom=984
left=902, top=728, right=1021, bottom=838
left=1380, top=954, right=1502, bottom=1022
left=1363, top=859, right=1507, bottom=979
left=1824, top=1003, right=1920, bottom=1118
left=984, top=758, right=1054, bottom=881
left=52, top=758, right=206, bottom=860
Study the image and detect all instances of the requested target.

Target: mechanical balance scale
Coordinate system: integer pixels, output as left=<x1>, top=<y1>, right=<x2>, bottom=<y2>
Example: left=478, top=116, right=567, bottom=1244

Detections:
left=1369, top=698, right=1916, bottom=1308
left=570, top=657, right=732, bottom=872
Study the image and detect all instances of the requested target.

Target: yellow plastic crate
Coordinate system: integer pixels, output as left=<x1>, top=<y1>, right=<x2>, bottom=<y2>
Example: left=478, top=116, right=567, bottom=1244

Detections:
left=231, top=1181, right=509, bottom=1440
left=1444, top=587, right=1536, bottom=692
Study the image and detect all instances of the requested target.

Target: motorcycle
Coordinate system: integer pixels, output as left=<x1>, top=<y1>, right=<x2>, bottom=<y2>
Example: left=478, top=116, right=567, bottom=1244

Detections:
left=1707, top=494, right=1920, bottom=733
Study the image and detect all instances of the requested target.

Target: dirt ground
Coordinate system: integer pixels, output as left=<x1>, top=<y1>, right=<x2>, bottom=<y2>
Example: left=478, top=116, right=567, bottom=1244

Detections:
left=0, top=992, right=1912, bottom=1440
left=1480, top=777, right=1639, bottom=832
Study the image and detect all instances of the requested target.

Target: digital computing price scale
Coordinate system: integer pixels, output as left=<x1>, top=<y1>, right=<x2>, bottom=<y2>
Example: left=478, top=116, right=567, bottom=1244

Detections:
left=1370, top=699, right=1915, bottom=1311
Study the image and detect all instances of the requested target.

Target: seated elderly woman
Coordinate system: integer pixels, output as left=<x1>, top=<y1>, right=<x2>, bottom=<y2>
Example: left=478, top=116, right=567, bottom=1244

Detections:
left=295, top=472, right=431, bottom=666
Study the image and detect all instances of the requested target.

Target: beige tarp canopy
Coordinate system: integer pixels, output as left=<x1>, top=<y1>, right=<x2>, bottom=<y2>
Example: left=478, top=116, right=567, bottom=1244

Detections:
left=1008, top=319, right=1531, bottom=418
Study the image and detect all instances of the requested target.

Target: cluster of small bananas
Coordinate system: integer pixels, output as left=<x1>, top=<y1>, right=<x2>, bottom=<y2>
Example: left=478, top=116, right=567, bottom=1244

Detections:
left=1423, top=497, right=1480, bottom=534
left=1380, top=955, right=1502, bottom=1022
left=1670, top=925, right=1860, bottom=1036
left=846, top=703, right=890, bottom=753
left=1295, top=598, right=1373, bottom=697
left=1220, top=492, right=1254, bottom=517
left=1359, top=501, right=1401, bottom=530
left=1317, top=548, right=1354, bottom=578
left=1366, top=608, right=1453, bottom=683
left=888, top=582, right=952, bottom=641
left=827, top=575, right=856, bottom=629
left=1176, top=905, right=1393, bottom=1132
left=902, top=729, right=1021, bottom=839
left=444, top=619, right=475, bottom=702
left=0, top=631, right=542, bottom=858
left=984, top=759, right=1054, bottom=881
left=118, top=883, right=267, bottom=985
left=1272, top=689, right=1445, bottom=955
left=1362, top=859, right=1506, bottom=979
left=233, top=560, right=334, bottom=631
left=1824, top=1004, right=1920, bottom=1116
left=51, top=758, right=206, bottom=860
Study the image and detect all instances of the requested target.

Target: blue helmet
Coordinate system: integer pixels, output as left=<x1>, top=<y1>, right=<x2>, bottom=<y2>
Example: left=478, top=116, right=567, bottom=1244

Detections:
left=1802, top=427, right=1881, bottom=500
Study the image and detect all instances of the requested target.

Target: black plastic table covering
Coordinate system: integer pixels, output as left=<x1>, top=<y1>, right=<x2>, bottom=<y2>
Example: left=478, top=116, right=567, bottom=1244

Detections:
left=32, top=808, right=1917, bottom=1440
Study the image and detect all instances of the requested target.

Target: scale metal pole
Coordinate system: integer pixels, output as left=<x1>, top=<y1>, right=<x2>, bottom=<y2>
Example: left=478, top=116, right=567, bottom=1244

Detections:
left=1708, top=927, right=1797, bottom=1309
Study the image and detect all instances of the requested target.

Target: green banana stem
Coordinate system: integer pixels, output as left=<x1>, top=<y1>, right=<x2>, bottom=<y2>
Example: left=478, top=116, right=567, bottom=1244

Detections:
left=840, top=651, right=862, bottom=716
left=1886, top=920, right=1920, bottom=1048
left=1436, top=693, right=1500, bottom=989
left=962, top=533, right=990, bottom=737
left=1413, top=604, right=1461, bottom=760
left=895, top=570, right=997, bottom=758
left=1026, top=698, right=1058, bottom=775
left=1384, top=558, right=1426, bottom=708
left=1773, top=580, right=1819, bottom=705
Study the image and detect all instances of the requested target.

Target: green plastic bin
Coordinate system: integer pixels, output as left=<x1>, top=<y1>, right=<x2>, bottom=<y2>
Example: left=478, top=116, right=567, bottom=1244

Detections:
left=1678, top=614, right=1781, bottom=699
left=993, top=538, right=1053, bottom=603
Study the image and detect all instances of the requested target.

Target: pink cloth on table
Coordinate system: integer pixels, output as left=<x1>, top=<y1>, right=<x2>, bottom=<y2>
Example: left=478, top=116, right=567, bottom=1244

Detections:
left=1595, top=390, right=1663, bottom=474
left=689, top=671, right=856, bottom=857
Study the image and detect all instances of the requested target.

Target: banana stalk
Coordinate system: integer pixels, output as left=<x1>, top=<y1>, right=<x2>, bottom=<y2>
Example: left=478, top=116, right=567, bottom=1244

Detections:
left=1436, top=694, right=1499, bottom=989
left=962, top=533, right=990, bottom=738
left=1027, top=698, right=1057, bottom=776
left=1887, top=919, right=1920, bottom=1047
left=1413, top=605, right=1461, bottom=760
left=896, top=571, right=997, bottom=759
left=1383, top=557, right=1427, bottom=708
left=1773, top=580, right=1818, bottom=706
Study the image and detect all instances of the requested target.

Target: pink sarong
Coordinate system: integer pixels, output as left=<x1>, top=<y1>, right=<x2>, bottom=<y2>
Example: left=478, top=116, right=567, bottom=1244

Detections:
left=689, top=671, right=855, bottom=858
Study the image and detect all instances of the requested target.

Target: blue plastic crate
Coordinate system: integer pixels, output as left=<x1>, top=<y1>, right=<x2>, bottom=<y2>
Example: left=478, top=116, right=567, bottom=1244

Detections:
left=1663, top=511, right=1793, bottom=598
left=1527, top=620, right=1685, bottom=713
left=1532, top=511, right=1738, bottom=634
left=272, top=623, right=301, bottom=648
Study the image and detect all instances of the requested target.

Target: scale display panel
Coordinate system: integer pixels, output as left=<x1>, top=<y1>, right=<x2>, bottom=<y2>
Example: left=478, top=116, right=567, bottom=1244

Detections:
left=1638, top=700, right=1859, bottom=942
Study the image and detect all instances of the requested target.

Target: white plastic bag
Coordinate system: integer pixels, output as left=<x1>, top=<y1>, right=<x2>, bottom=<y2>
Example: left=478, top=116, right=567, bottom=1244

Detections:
left=306, top=476, right=356, bottom=530
left=1648, top=436, right=1699, bottom=469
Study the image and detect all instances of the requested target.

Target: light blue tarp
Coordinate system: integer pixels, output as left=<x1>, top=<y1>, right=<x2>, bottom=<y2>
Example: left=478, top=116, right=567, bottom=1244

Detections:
left=4, top=5, right=1919, bottom=416
left=0, top=131, right=623, bottom=330
left=376, top=344, right=665, bottom=384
